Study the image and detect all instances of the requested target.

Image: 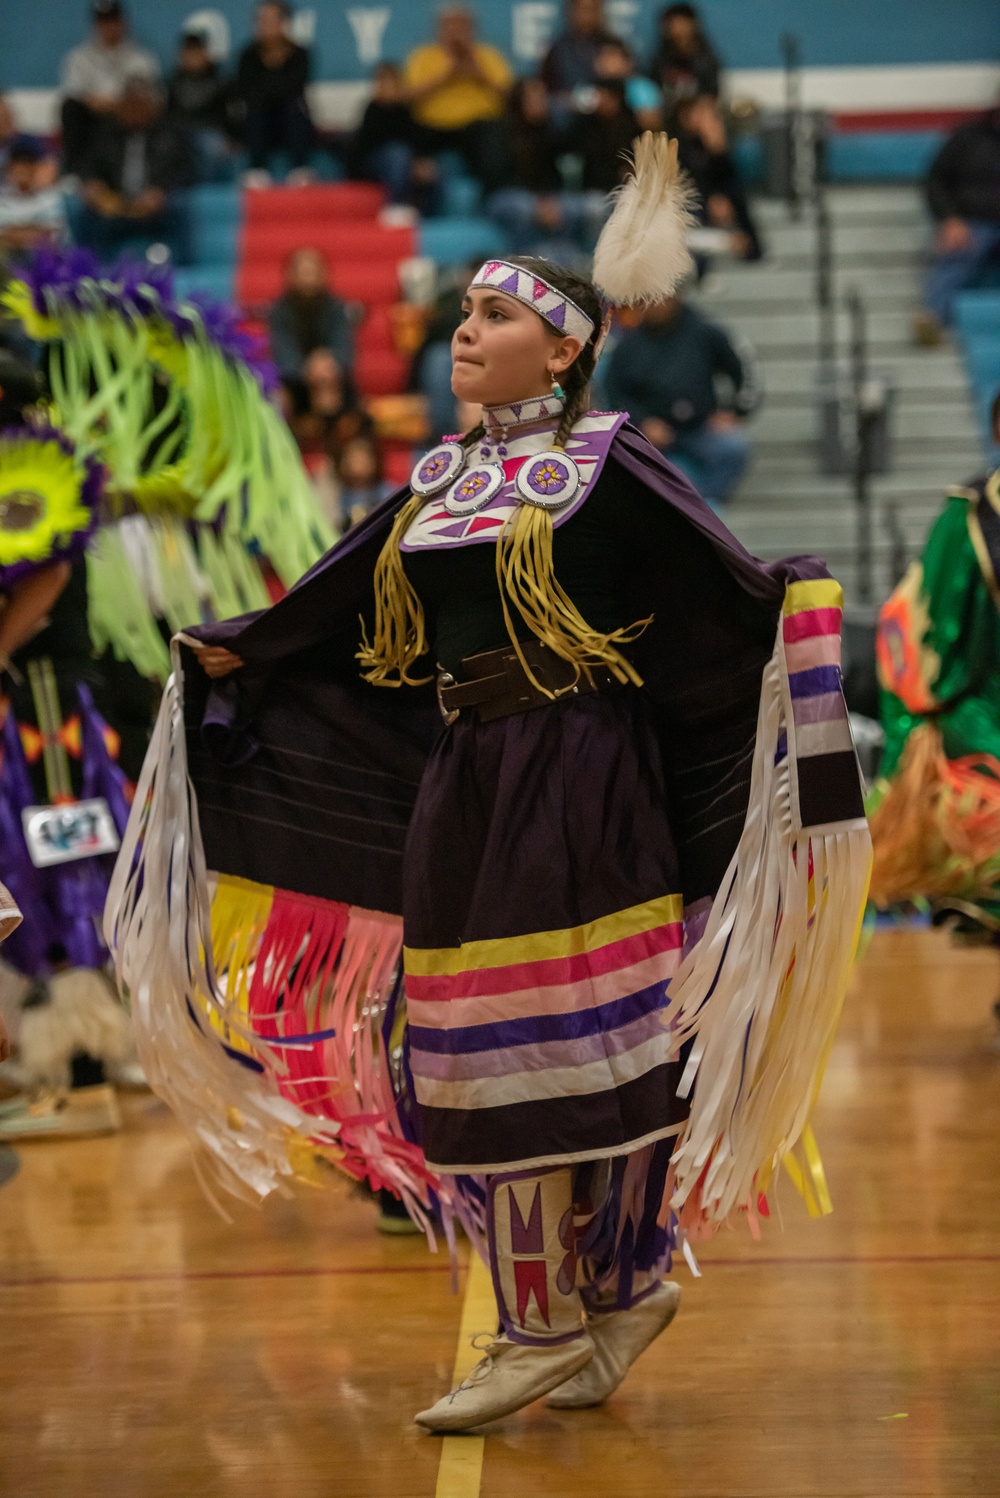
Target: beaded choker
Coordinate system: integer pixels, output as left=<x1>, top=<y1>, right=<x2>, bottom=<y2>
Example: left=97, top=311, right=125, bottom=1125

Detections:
left=482, top=392, right=565, bottom=431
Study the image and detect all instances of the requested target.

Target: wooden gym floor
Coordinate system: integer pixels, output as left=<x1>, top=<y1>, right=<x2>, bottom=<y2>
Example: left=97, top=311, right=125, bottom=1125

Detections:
left=1, top=927, right=999, bottom=1498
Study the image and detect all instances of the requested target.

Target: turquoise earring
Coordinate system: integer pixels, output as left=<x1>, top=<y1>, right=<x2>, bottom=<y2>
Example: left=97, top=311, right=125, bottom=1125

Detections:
left=551, top=376, right=566, bottom=400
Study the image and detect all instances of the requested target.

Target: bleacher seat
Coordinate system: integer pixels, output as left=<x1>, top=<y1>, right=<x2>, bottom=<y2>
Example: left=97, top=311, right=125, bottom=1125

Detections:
left=955, top=293, right=1000, bottom=339
left=236, top=258, right=401, bottom=309
left=418, top=218, right=506, bottom=266
left=189, top=184, right=241, bottom=226
left=240, top=221, right=413, bottom=265
left=173, top=265, right=235, bottom=302
left=191, top=220, right=240, bottom=267
left=828, top=130, right=944, bottom=182
left=732, top=125, right=944, bottom=188
left=360, top=304, right=397, bottom=351
left=355, top=347, right=410, bottom=396
left=964, top=341, right=1000, bottom=382
left=440, top=176, right=483, bottom=217
left=243, top=182, right=384, bottom=223
left=731, top=135, right=764, bottom=187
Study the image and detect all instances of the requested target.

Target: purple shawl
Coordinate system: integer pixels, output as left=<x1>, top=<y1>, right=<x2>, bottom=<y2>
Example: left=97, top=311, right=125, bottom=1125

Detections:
left=183, top=425, right=829, bottom=914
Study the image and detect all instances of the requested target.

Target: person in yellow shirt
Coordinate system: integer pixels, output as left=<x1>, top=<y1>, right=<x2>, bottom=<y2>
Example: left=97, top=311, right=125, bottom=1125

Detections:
left=403, top=5, right=512, bottom=189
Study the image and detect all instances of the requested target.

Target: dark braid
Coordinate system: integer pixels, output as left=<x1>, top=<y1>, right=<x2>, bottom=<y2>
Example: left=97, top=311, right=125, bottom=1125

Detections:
left=509, top=257, right=603, bottom=447
left=460, top=255, right=604, bottom=449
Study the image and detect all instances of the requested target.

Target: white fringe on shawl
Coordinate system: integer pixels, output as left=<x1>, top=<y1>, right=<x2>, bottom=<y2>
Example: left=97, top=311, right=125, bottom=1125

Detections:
left=592, top=131, right=697, bottom=307
left=663, top=632, right=872, bottom=1229
left=103, top=643, right=435, bottom=1226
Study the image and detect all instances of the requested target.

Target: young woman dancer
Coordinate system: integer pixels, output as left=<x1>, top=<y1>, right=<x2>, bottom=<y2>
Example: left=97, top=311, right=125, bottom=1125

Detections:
left=109, top=137, right=871, bottom=1431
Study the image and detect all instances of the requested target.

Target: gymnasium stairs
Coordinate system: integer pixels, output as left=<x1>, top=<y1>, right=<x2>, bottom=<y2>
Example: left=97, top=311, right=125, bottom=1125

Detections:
left=694, top=186, right=984, bottom=603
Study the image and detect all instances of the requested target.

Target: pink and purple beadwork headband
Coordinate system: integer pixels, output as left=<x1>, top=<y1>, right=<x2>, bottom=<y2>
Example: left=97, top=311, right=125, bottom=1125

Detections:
left=469, top=260, right=596, bottom=346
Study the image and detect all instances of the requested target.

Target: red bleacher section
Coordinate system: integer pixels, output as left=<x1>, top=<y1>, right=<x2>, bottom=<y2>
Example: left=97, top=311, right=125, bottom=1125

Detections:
left=238, top=183, right=414, bottom=401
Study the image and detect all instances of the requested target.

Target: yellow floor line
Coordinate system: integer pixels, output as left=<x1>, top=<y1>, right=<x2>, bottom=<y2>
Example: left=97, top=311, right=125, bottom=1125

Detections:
left=434, top=1252, right=496, bottom=1498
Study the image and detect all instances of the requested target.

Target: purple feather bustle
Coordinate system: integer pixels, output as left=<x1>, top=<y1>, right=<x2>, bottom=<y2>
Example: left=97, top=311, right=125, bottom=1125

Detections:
left=21, top=244, right=101, bottom=315
left=19, top=245, right=277, bottom=391
left=0, top=422, right=105, bottom=589
left=179, top=292, right=278, bottom=393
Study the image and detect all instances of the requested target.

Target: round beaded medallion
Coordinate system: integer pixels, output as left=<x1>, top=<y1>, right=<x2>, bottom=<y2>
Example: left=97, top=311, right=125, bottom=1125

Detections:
left=514, top=449, right=582, bottom=510
left=443, top=463, right=505, bottom=516
left=409, top=441, right=466, bottom=497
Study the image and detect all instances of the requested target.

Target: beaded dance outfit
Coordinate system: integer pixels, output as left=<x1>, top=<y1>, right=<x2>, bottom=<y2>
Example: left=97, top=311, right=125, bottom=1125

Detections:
left=108, top=258, right=871, bottom=1349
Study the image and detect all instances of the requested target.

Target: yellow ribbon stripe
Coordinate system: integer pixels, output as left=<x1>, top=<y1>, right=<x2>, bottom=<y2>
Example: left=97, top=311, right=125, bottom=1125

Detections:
left=405, top=893, right=683, bottom=977
left=782, top=578, right=845, bottom=616
left=801, top=1124, right=834, bottom=1216
left=781, top=1125, right=833, bottom=1219
left=204, top=873, right=274, bottom=1052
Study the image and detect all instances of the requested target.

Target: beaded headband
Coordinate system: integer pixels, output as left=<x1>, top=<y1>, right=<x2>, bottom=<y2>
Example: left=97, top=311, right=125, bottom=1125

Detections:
left=470, top=260, right=596, bottom=346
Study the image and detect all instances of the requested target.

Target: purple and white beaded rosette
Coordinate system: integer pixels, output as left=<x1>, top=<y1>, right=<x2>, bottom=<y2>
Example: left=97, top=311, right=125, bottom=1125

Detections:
left=514, top=449, right=582, bottom=510
left=410, top=441, right=466, bottom=497
left=470, top=261, right=595, bottom=346
left=444, top=463, right=505, bottom=517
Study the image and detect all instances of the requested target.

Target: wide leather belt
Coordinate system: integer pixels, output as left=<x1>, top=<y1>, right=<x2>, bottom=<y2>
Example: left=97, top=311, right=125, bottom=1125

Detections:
left=436, top=639, right=619, bottom=724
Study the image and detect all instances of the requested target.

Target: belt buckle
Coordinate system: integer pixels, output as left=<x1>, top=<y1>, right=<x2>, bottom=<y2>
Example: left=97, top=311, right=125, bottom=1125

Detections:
left=436, top=670, right=460, bottom=725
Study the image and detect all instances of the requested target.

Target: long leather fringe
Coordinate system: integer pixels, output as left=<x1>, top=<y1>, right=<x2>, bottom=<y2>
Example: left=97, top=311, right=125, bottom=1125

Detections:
left=103, top=643, right=439, bottom=1226
left=662, top=634, right=872, bottom=1231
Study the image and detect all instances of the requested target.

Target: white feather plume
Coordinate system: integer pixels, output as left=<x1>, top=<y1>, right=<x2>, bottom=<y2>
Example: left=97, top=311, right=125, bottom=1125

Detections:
left=592, top=131, right=697, bottom=306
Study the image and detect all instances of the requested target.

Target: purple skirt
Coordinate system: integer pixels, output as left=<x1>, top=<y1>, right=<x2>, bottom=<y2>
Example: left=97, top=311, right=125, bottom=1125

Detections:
left=402, top=689, right=690, bottom=1174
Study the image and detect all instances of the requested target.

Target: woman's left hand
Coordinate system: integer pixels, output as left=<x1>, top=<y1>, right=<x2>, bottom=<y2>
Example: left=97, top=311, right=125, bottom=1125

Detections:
left=196, top=646, right=245, bottom=679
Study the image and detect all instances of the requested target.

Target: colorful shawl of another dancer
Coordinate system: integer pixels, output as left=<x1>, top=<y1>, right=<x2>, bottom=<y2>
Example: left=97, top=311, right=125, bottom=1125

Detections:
left=871, top=467, right=1000, bottom=917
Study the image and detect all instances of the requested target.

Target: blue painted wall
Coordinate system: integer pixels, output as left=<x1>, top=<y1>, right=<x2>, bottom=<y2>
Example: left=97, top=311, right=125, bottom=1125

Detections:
left=2, top=0, right=998, bottom=88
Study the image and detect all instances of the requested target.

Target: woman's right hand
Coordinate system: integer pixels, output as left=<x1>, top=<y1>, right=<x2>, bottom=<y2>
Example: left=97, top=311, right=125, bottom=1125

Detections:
left=196, top=646, right=245, bottom=679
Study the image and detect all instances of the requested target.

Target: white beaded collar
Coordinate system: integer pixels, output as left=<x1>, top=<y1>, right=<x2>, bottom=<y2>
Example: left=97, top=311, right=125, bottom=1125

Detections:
left=482, top=392, right=565, bottom=431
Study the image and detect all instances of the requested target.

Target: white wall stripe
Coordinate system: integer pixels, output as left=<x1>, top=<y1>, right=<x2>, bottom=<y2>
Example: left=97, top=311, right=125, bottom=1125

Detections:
left=8, top=63, right=999, bottom=134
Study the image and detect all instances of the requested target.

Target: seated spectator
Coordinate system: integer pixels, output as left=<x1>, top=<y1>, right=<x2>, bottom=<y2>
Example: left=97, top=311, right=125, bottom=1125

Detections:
left=347, top=62, right=435, bottom=211
left=288, top=347, right=371, bottom=460
left=0, top=138, right=67, bottom=257
left=486, top=80, right=579, bottom=256
left=235, top=1, right=314, bottom=186
left=652, top=3, right=721, bottom=109
left=60, top=0, right=160, bottom=175
left=674, top=94, right=762, bottom=261
left=565, top=79, right=639, bottom=194
left=604, top=295, right=758, bottom=507
left=268, top=247, right=354, bottom=386
left=916, top=103, right=1000, bottom=344
left=167, top=28, right=238, bottom=183
left=335, top=435, right=394, bottom=529
left=402, top=5, right=511, bottom=193
left=540, top=0, right=619, bottom=102
left=593, top=39, right=663, bottom=131
left=75, top=79, right=193, bottom=264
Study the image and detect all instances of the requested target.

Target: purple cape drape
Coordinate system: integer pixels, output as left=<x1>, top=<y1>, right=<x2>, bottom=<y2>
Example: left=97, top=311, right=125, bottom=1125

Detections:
left=183, top=424, right=830, bottom=915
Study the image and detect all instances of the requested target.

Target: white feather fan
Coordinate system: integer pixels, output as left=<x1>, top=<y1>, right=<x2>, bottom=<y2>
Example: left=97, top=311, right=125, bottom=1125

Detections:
left=592, top=131, right=697, bottom=306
